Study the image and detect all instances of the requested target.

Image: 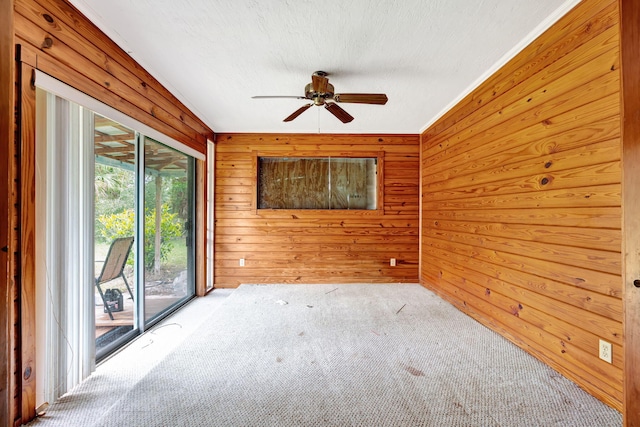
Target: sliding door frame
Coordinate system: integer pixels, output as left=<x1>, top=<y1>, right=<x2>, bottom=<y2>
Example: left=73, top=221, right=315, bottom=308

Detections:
left=138, top=136, right=197, bottom=330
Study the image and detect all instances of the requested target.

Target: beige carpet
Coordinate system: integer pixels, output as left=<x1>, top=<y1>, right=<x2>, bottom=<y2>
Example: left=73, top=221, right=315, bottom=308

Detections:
left=26, top=284, right=622, bottom=426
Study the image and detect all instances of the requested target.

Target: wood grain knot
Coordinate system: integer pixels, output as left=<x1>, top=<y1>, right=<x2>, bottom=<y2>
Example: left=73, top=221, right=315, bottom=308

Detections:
left=41, top=37, right=53, bottom=49
left=42, top=13, right=54, bottom=23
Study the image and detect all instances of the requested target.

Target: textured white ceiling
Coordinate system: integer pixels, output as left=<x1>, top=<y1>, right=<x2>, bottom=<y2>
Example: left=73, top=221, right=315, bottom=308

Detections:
left=68, top=0, right=579, bottom=134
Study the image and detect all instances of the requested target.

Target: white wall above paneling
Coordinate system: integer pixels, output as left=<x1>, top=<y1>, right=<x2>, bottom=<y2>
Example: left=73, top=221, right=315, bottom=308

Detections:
left=68, top=0, right=579, bottom=134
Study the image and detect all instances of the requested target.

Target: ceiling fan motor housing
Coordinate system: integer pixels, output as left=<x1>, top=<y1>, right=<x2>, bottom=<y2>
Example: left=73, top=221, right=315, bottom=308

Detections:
left=305, top=82, right=335, bottom=105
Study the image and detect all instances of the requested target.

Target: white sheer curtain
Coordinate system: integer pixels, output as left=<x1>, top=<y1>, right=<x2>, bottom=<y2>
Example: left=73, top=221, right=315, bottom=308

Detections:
left=35, top=89, right=95, bottom=405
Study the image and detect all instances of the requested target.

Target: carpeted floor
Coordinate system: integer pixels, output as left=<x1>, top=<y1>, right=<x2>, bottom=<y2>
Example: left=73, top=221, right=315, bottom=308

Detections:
left=27, top=284, right=622, bottom=426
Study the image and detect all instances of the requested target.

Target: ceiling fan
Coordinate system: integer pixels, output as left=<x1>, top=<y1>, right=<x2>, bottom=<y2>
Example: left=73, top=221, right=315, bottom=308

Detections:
left=252, top=71, right=388, bottom=123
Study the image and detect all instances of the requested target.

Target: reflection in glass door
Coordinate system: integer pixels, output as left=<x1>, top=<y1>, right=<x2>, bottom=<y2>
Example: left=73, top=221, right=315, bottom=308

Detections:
left=143, top=137, right=195, bottom=324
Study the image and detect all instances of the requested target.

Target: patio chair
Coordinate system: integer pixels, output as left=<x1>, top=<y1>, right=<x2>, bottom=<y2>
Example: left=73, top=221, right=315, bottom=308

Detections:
left=96, top=236, right=134, bottom=320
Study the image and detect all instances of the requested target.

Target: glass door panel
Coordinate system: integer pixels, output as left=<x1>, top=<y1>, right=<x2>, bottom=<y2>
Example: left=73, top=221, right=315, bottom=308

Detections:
left=93, top=114, right=138, bottom=357
left=143, top=137, right=194, bottom=324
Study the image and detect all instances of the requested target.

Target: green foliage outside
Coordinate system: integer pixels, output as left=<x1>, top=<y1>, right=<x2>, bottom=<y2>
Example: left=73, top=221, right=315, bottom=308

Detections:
left=97, top=206, right=183, bottom=270
left=94, top=164, right=136, bottom=240
left=95, top=165, right=190, bottom=240
left=95, top=161, right=191, bottom=273
left=166, top=177, right=189, bottom=219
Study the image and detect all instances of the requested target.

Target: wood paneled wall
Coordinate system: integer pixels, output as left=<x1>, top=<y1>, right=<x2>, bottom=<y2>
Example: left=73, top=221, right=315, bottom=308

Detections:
left=13, top=0, right=212, bottom=153
left=421, top=0, right=622, bottom=410
left=214, top=133, right=419, bottom=287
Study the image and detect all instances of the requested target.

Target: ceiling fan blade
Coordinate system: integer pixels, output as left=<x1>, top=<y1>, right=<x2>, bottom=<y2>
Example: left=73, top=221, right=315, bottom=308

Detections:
left=325, top=102, right=354, bottom=123
left=283, top=104, right=312, bottom=122
left=334, top=93, right=388, bottom=105
left=312, top=73, right=329, bottom=93
left=252, top=96, right=307, bottom=99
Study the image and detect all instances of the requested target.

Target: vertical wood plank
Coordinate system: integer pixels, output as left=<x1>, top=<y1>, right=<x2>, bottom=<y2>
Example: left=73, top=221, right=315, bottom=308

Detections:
left=8, top=48, right=26, bottom=427
left=620, top=0, right=640, bottom=424
left=1, top=0, right=15, bottom=425
left=377, top=152, right=385, bottom=211
left=251, top=152, right=257, bottom=213
left=19, top=61, right=36, bottom=422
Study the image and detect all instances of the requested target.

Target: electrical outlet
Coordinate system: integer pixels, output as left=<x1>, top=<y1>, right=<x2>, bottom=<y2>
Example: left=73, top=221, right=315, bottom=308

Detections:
left=390, top=258, right=396, bottom=267
left=239, top=258, right=245, bottom=267
left=599, top=339, right=612, bottom=364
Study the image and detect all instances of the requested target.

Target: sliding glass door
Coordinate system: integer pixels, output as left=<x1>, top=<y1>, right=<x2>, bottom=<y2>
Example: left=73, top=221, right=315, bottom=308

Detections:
left=94, top=131, right=196, bottom=351
left=142, top=137, right=195, bottom=324
left=36, top=80, right=198, bottom=403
